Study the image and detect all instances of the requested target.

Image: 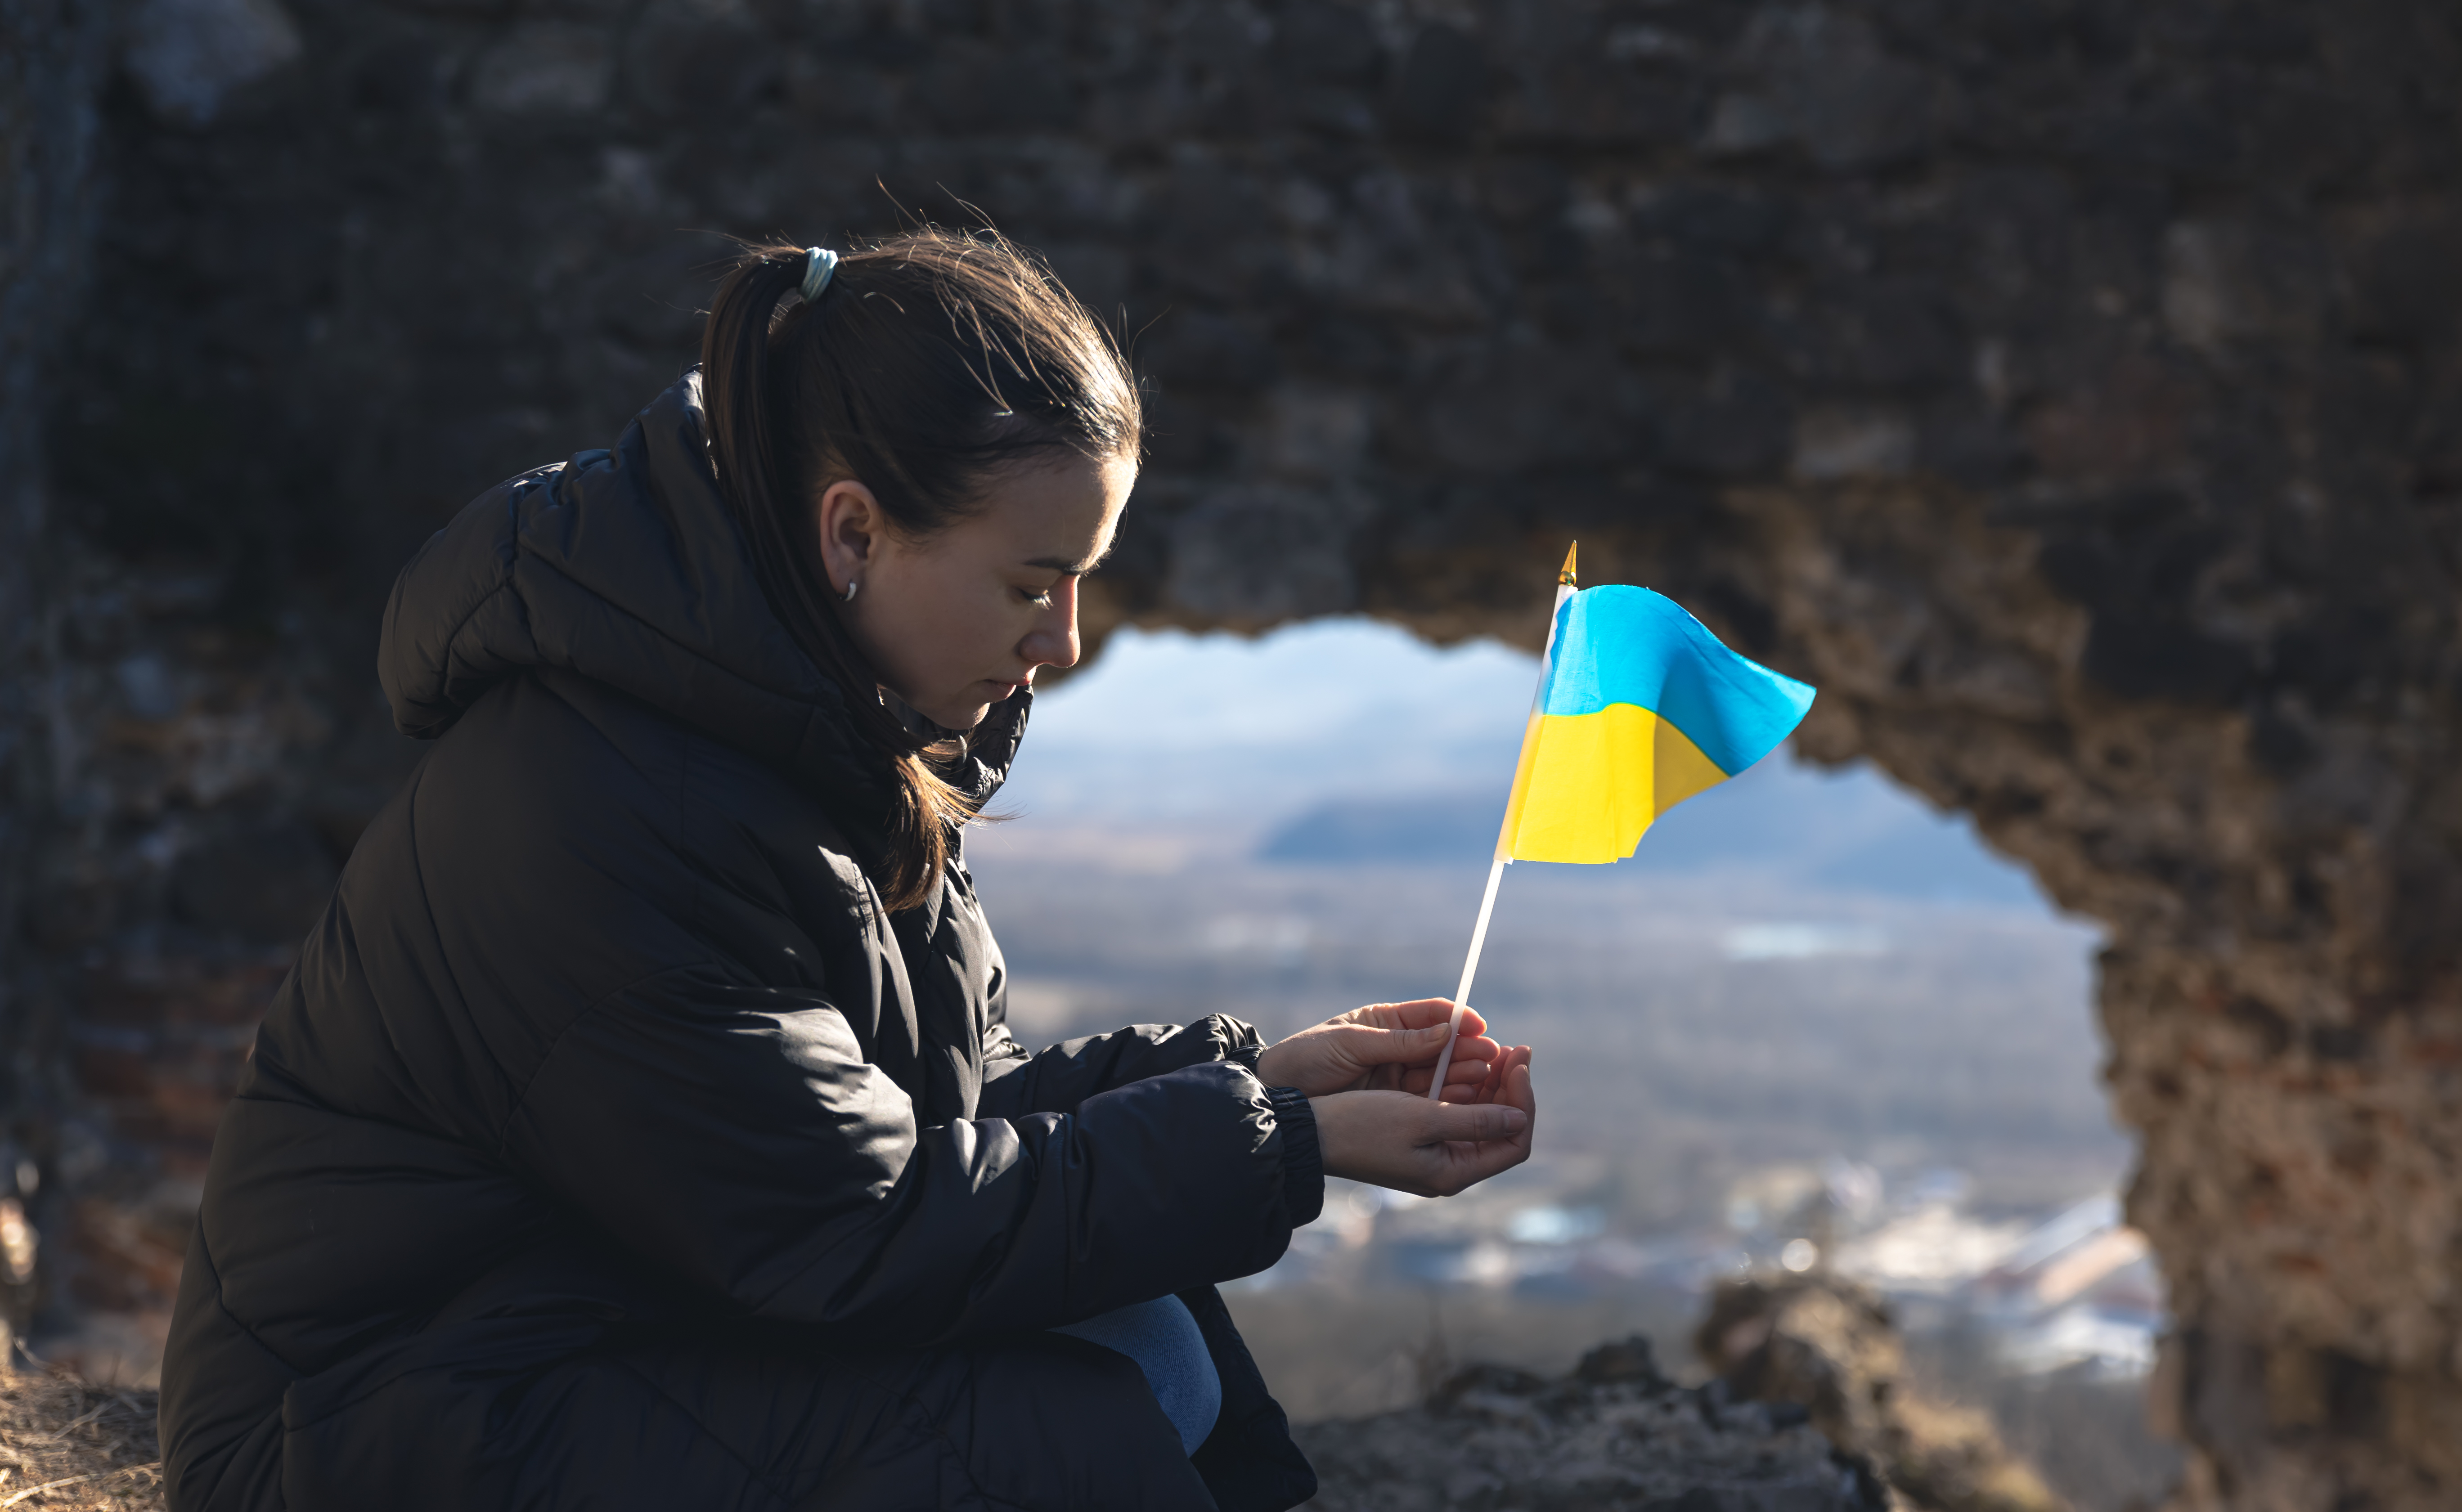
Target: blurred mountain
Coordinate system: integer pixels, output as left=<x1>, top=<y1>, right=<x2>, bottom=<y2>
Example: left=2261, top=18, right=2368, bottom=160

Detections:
left=1258, top=773, right=2045, bottom=908
left=1009, top=620, right=2047, bottom=909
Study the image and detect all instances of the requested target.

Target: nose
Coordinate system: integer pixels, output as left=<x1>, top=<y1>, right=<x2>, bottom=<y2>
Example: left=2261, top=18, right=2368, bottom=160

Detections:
left=1019, top=577, right=1081, bottom=672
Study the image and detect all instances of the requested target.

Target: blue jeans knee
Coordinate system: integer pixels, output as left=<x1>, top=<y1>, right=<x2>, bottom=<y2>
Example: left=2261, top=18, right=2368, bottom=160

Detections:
left=1050, top=1294, right=1222, bottom=1454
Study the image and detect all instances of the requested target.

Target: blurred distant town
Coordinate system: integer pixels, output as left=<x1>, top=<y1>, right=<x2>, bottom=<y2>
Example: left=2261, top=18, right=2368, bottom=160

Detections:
left=1249, top=1163, right=2159, bottom=1405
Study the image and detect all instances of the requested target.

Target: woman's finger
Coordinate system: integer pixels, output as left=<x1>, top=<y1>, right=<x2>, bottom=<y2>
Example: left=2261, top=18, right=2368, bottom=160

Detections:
left=1452, top=1048, right=1529, bottom=1123
left=1373, top=999, right=1489, bottom=1040
left=1338, top=1022, right=1449, bottom=1066
left=1420, top=1098, right=1528, bottom=1146
left=1424, top=1059, right=1493, bottom=1099
left=1462, top=1045, right=1512, bottom=1106
left=1502, top=1051, right=1536, bottom=1134
left=1452, top=1034, right=1503, bottom=1069
left=1377, top=997, right=1452, bottom=1028
left=1439, top=1059, right=1537, bottom=1188
left=1340, top=1023, right=1501, bottom=1071
left=1436, top=1036, right=1503, bottom=1081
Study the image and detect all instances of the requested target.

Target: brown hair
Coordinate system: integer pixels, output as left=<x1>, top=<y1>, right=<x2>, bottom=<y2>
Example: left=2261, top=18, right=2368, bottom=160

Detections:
left=701, top=227, right=1141, bottom=911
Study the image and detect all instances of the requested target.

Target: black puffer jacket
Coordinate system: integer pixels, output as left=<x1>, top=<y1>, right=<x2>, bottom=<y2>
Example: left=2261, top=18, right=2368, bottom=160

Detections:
left=157, top=374, right=1323, bottom=1512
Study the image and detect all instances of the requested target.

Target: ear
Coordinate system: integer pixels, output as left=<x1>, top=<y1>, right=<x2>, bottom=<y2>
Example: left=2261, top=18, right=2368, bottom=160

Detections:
left=813, top=479, right=885, bottom=597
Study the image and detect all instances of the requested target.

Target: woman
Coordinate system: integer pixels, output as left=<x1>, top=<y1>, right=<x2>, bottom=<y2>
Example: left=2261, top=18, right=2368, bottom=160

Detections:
left=157, top=230, right=1537, bottom=1512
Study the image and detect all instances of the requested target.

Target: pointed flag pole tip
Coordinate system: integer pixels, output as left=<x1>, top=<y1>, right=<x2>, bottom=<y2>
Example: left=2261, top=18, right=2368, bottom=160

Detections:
left=1560, top=542, right=1578, bottom=586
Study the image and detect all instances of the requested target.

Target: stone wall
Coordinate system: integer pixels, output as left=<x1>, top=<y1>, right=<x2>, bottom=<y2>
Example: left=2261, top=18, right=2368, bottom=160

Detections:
left=6, top=0, right=2461, bottom=1503
left=0, top=0, right=117, bottom=1344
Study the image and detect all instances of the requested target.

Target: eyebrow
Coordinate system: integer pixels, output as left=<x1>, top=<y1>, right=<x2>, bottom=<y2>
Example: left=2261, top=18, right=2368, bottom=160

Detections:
left=1024, top=544, right=1114, bottom=576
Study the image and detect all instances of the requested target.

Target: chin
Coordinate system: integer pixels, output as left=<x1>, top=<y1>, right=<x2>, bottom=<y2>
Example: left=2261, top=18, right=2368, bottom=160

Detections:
left=925, top=701, right=993, bottom=732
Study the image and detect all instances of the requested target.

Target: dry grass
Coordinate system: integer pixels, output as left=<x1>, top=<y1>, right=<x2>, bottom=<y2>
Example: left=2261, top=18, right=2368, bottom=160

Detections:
left=0, top=1369, right=163, bottom=1510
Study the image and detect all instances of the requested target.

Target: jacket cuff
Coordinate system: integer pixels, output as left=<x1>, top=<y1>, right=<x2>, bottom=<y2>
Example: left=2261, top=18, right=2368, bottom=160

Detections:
left=1264, top=1087, right=1324, bottom=1228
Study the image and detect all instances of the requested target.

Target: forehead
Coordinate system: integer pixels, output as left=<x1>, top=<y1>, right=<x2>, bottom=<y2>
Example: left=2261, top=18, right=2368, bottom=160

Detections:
left=970, top=453, right=1133, bottom=564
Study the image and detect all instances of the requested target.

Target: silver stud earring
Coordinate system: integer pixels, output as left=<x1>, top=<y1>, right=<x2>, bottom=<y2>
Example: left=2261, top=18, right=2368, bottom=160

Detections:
left=841, top=579, right=860, bottom=604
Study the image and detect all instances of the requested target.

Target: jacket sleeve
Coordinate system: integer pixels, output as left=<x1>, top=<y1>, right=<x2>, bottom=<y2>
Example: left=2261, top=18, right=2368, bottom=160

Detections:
left=975, top=1014, right=1265, bottom=1120
left=497, top=965, right=1314, bottom=1344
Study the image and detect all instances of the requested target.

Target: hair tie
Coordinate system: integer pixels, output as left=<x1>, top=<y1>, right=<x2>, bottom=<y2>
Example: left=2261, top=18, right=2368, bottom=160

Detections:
left=801, top=247, right=838, bottom=303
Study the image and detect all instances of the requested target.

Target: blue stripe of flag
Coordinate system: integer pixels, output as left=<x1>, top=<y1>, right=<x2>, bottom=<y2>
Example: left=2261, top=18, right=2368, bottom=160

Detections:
left=1539, top=585, right=1818, bottom=776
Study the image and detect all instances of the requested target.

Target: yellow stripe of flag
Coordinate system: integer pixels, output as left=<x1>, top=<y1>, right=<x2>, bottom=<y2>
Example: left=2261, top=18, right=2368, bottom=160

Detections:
left=1494, top=583, right=1816, bottom=864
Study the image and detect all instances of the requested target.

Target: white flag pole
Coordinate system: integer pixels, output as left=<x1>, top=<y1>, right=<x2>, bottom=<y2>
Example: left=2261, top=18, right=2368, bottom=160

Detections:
left=1423, top=856, right=1506, bottom=1098
left=1425, top=544, right=1579, bottom=1100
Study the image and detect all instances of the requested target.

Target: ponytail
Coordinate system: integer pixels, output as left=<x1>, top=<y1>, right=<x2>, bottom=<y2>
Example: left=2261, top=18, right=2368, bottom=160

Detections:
left=698, top=229, right=1141, bottom=912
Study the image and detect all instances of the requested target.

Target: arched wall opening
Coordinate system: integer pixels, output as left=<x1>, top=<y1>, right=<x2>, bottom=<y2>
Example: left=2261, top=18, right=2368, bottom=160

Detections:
left=2, top=1, right=2456, bottom=1503
left=975, top=617, right=2141, bottom=1465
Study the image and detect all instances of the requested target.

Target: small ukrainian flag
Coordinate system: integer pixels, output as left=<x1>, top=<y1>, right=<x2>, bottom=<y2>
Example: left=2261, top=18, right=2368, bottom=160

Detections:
left=1494, top=547, right=1816, bottom=864
left=1423, top=546, right=1820, bottom=1094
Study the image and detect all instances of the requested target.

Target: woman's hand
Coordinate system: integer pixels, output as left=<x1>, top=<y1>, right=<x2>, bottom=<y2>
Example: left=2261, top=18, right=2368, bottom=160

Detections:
left=1253, top=999, right=1504, bottom=1099
left=1309, top=1047, right=1536, bottom=1198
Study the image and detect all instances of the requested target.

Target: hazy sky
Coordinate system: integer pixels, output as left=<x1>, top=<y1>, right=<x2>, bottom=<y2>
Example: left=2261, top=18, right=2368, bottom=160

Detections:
left=1001, top=618, right=2050, bottom=911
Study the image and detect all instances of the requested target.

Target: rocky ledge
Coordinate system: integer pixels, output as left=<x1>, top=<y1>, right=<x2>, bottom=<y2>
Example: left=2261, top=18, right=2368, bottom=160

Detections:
left=1298, top=1274, right=2075, bottom=1512
left=1298, top=1337, right=1885, bottom=1512
left=4, top=1346, right=1868, bottom=1512
left=0, top=1275, right=2079, bottom=1512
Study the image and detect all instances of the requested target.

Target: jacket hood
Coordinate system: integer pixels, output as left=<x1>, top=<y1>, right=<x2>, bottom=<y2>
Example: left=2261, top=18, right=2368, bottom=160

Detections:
left=378, top=371, right=1028, bottom=840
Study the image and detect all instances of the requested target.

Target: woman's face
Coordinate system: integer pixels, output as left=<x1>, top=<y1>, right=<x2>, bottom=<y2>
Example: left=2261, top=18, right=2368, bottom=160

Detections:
left=813, top=452, right=1135, bottom=731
